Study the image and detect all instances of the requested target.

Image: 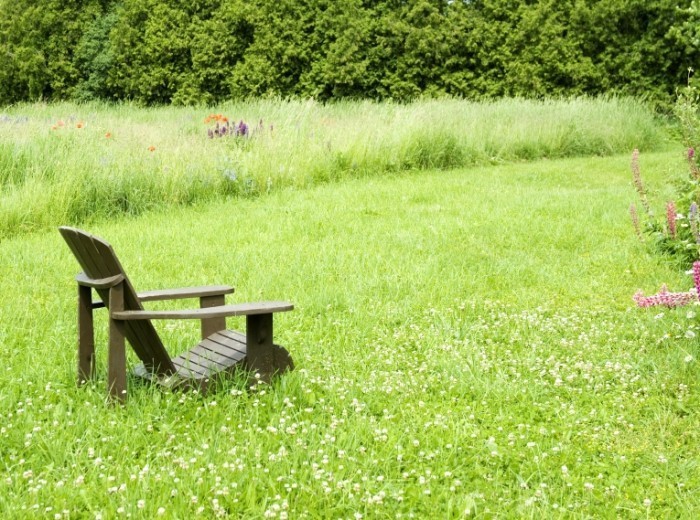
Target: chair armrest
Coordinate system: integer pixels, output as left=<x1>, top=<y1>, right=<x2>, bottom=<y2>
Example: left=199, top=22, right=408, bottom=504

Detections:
left=76, top=272, right=125, bottom=289
left=111, top=301, right=293, bottom=320
left=137, top=285, right=235, bottom=302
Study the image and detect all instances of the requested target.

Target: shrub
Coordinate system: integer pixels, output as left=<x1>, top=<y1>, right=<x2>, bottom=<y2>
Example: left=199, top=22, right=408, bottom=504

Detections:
left=631, top=72, right=700, bottom=266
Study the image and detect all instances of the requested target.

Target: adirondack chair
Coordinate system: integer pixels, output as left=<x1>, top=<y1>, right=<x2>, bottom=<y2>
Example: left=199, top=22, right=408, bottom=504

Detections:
left=59, top=226, right=294, bottom=402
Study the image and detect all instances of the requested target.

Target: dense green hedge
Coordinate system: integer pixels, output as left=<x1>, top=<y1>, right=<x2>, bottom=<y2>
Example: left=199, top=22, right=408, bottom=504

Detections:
left=1, top=0, right=698, bottom=106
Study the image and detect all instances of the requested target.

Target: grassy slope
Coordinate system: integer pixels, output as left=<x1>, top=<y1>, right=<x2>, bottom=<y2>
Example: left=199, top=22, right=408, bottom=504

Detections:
left=0, top=150, right=698, bottom=517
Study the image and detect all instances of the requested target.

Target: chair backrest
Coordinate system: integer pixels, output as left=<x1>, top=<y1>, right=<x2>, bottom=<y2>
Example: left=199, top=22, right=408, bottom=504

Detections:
left=59, top=226, right=176, bottom=375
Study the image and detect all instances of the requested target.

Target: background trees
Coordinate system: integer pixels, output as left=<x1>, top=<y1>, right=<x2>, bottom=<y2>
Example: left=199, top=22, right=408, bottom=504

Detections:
left=0, top=0, right=697, bottom=105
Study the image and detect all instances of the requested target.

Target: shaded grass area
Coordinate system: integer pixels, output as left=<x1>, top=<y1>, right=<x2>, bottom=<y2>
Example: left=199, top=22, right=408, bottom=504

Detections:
left=0, top=151, right=698, bottom=517
left=0, top=97, right=666, bottom=240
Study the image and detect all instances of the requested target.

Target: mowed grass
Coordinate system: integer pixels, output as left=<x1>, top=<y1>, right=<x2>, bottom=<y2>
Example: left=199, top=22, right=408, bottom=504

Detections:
left=1, top=148, right=699, bottom=518
left=0, top=97, right=665, bottom=241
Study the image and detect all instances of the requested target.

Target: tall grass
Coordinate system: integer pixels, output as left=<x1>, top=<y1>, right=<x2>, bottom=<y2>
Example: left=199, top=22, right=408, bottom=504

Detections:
left=0, top=97, right=666, bottom=240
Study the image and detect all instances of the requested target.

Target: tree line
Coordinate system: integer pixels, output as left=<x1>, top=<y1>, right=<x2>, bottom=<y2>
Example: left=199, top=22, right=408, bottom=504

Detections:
left=0, top=0, right=698, bottom=106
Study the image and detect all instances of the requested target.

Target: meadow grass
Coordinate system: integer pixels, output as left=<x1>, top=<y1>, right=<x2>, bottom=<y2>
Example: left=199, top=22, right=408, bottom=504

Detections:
left=0, top=97, right=666, bottom=241
left=0, top=147, right=698, bottom=518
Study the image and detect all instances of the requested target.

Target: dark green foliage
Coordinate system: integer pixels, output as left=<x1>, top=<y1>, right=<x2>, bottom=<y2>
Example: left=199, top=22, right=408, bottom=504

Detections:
left=0, top=0, right=105, bottom=102
left=0, top=0, right=698, bottom=105
left=74, top=7, right=120, bottom=101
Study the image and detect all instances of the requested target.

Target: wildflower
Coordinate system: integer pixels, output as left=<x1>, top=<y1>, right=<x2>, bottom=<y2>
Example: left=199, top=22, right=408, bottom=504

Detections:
left=629, top=204, right=642, bottom=240
left=148, top=146, right=156, bottom=152
left=689, top=148, right=699, bottom=178
left=684, top=354, right=694, bottom=363
left=693, top=261, right=700, bottom=293
left=76, top=121, right=84, bottom=129
left=633, top=285, right=697, bottom=308
left=237, top=120, right=249, bottom=137
left=631, top=149, right=650, bottom=214
left=666, top=201, right=677, bottom=238
left=690, top=203, right=700, bottom=243
left=105, top=132, right=112, bottom=139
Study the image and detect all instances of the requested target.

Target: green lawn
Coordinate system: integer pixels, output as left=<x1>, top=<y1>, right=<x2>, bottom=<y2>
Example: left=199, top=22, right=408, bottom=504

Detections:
left=1, top=148, right=698, bottom=518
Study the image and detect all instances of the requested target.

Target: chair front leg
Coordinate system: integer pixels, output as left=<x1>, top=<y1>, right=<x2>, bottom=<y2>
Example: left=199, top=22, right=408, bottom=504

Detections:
left=108, top=282, right=127, bottom=404
left=246, top=313, right=274, bottom=383
left=77, top=284, right=96, bottom=385
left=200, top=294, right=226, bottom=339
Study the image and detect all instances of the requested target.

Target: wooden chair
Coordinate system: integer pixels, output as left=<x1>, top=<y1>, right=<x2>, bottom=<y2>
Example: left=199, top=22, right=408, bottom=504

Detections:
left=59, top=226, right=294, bottom=403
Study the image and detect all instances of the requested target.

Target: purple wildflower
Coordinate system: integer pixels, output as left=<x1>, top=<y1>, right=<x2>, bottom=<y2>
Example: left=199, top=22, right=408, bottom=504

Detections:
left=691, top=202, right=700, bottom=243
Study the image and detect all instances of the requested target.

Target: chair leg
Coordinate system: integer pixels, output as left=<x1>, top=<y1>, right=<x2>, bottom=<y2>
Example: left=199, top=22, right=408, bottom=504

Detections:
left=77, top=285, right=96, bottom=385
left=108, top=283, right=127, bottom=404
left=246, top=313, right=274, bottom=383
left=200, top=295, right=226, bottom=339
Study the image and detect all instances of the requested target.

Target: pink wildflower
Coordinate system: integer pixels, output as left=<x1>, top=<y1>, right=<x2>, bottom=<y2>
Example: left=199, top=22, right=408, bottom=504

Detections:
left=666, top=201, right=677, bottom=238
left=693, top=261, right=700, bottom=293
left=630, top=204, right=642, bottom=240
left=633, top=285, right=696, bottom=308
left=688, top=148, right=699, bottom=179
left=631, top=149, right=650, bottom=214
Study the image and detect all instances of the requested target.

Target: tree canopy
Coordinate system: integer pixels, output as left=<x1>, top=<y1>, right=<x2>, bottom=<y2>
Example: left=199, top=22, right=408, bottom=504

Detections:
left=0, top=0, right=697, bottom=105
